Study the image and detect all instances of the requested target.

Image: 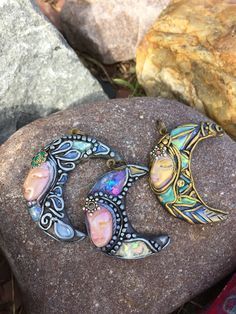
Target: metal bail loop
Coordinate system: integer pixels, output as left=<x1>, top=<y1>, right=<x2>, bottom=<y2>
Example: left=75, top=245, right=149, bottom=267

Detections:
left=156, top=120, right=167, bottom=136
left=67, top=128, right=85, bottom=135
left=106, top=159, right=127, bottom=170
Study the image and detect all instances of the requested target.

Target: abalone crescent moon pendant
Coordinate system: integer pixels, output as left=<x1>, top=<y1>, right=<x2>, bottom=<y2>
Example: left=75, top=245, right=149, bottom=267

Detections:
left=149, top=122, right=228, bottom=224
left=84, top=164, right=170, bottom=259
left=23, top=131, right=123, bottom=241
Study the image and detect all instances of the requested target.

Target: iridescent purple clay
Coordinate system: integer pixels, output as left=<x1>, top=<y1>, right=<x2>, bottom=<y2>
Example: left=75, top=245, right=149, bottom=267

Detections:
left=91, top=170, right=127, bottom=196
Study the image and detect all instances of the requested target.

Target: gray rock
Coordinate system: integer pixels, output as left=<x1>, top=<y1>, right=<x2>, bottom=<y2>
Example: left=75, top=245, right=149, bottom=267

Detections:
left=0, top=0, right=107, bottom=144
left=59, top=0, right=171, bottom=64
left=0, top=97, right=235, bottom=314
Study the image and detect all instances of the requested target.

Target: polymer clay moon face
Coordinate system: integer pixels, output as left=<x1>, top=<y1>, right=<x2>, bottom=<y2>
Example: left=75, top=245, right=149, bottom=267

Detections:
left=84, top=164, right=170, bottom=259
left=150, top=122, right=228, bottom=224
left=23, top=162, right=53, bottom=201
left=86, top=206, right=113, bottom=247
left=150, top=155, right=175, bottom=190
left=23, top=132, right=122, bottom=241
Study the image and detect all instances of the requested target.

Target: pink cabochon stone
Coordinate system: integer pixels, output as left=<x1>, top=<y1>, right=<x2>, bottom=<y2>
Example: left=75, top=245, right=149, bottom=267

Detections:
left=86, top=206, right=113, bottom=248
left=23, top=162, right=52, bottom=201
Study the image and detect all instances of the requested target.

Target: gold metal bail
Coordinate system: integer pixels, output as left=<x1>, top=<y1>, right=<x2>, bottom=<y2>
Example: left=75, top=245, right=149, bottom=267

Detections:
left=67, top=128, right=85, bottom=135
left=106, top=159, right=126, bottom=169
left=156, top=120, right=167, bottom=136
left=106, top=159, right=116, bottom=169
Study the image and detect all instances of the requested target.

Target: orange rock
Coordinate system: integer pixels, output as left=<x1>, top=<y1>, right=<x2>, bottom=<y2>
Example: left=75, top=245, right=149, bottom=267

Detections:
left=136, top=0, right=236, bottom=138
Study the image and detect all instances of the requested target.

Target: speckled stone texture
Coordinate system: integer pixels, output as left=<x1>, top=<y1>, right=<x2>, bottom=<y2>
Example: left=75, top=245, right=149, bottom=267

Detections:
left=0, top=0, right=106, bottom=144
left=0, top=98, right=235, bottom=314
left=136, top=0, right=236, bottom=138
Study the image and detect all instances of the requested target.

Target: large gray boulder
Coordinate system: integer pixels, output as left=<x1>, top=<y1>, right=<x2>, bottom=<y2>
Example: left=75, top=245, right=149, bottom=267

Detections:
left=0, top=0, right=106, bottom=144
left=0, top=98, right=235, bottom=314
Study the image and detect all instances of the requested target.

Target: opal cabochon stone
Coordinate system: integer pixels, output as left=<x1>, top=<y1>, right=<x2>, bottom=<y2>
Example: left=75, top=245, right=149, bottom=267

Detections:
left=115, top=241, right=152, bottom=259
left=28, top=205, right=42, bottom=222
left=54, top=220, right=75, bottom=240
left=72, top=141, right=92, bottom=151
left=91, top=169, right=127, bottom=196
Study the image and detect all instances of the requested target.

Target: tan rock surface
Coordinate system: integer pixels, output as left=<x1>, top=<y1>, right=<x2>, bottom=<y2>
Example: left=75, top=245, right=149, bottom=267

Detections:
left=136, top=0, right=236, bottom=138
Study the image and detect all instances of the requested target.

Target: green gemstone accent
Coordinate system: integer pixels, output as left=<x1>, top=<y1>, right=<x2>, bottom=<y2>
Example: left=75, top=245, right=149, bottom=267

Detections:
left=31, top=151, right=47, bottom=168
left=72, top=141, right=92, bottom=152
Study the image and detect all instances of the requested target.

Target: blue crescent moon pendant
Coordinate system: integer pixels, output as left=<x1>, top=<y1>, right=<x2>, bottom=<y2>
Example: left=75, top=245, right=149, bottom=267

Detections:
left=149, top=122, right=228, bottom=224
left=23, top=131, right=123, bottom=242
left=84, top=164, right=170, bottom=259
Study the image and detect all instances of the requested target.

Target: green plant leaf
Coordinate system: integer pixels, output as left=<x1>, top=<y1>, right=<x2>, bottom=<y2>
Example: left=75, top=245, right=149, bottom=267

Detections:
left=113, top=78, right=135, bottom=91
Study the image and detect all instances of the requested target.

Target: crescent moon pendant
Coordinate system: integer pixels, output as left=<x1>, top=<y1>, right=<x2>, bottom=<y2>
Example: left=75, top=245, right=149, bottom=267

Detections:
left=84, top=164, right=170, bottom=259
left=23, top=132, right=123, bottom=241
left=149, top=122, right=228, bottom=224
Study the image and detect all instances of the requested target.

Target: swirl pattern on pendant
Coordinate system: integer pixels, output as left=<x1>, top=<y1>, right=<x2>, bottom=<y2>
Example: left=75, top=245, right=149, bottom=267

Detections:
left=23, top=132, right=122, bottom=242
